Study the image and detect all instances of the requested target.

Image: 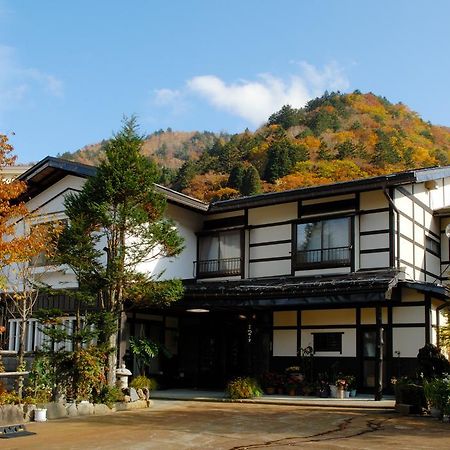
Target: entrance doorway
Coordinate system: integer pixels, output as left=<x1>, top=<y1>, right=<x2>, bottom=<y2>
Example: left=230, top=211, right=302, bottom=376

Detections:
left=359, top=327, right=388, bottom=390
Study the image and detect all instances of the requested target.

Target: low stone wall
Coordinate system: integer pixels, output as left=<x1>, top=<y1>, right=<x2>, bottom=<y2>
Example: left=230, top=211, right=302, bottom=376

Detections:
left=0, top=400, right=151, bottom=426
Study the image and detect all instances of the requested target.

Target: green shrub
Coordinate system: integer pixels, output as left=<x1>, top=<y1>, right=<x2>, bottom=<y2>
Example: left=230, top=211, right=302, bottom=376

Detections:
left=226, top=377, right=263, bottom=399
left=93, top=385, right=125, bottom=407
left=394, top=379, right=426, bottom=414
left=130, top=375, right=158, bottom=391
left=0, top=391, right=20, bottom=405
left=424, top=377, right=450, bottom=410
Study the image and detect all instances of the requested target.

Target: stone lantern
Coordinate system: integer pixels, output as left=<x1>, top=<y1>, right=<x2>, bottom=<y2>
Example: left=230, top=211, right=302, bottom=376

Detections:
left=116, top=364, right=132, bottom=389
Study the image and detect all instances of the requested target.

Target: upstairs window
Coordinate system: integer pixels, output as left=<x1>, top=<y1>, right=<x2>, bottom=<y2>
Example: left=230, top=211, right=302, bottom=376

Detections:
left=295, top=217, right=351, bottom=269
left=197, top=230, right=242, bottom=277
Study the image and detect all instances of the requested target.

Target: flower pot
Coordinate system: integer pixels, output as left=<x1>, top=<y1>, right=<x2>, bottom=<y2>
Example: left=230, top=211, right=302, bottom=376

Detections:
left=430, top=407, right=441, bottom=418
left=34, top=408, right=47, bottom=422
left=287, top=389, right=296, bottom=396
left=350, top=389, right=357, bottom=397
left=344, top=390, right=350, bottom=398
left=329, top=385, right=338, bottom=398
left=337, top=388, right=345, bottom=399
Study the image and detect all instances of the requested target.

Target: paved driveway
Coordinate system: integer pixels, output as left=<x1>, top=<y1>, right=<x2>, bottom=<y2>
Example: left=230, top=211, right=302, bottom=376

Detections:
left=7, top=400, right=450, bottom=449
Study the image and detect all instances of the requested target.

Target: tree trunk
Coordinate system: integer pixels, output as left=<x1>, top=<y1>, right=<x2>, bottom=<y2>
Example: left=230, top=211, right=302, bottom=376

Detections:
left=16, top=318, right=27, bottom=399
left=107, top=331, right=118, bottom=386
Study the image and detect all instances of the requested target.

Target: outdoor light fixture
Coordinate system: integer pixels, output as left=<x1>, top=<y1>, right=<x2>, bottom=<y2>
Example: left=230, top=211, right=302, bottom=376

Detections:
left=446, top=223, right=450, bottom=239
left=186, top=308, right=210, bottom=313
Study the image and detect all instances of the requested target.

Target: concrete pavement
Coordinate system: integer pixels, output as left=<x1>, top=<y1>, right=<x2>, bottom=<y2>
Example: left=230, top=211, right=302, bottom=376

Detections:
left=5, top=399, right=450, bottom=450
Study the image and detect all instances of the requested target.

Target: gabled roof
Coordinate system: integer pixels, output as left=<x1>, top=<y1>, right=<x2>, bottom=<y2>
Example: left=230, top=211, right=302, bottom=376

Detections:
left=18, top=156, right=96, bottom=199
left=208, top=165, right=450, bottom=213
left=18, top=156, right=209, bottom=212
left=19, top=157, right=450, bottom=214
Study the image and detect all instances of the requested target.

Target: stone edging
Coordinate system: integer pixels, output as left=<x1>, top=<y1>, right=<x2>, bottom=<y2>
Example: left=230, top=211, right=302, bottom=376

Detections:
left=0, top=400, right=151, bottom=426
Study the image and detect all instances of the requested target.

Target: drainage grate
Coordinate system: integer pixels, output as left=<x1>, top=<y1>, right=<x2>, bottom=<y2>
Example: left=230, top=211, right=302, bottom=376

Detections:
left=0, top=424, right=36, bottom=439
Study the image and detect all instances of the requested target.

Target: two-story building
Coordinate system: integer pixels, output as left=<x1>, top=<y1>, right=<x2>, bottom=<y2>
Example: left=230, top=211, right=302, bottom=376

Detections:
left=2, top=156, right=450, bottom=396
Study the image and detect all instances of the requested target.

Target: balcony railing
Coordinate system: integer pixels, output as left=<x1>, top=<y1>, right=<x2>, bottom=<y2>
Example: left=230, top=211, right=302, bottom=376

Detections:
left=295, top=246, right=351, bottom=269
left=195, top=257, right=242, bottom=278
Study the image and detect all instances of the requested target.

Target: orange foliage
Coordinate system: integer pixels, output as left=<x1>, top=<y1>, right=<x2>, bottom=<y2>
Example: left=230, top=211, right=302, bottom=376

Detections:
left=0, top=134, right=55, bottom=272
left=182, top=172, right=228, bottom=202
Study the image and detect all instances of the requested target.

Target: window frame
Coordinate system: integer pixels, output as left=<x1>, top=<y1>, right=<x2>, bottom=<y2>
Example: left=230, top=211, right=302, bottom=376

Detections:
left=196, top=229, right=244, bottom=278
left=312, top=332, right=344, bottom=354
left=293, top=215, right=353, bottom=270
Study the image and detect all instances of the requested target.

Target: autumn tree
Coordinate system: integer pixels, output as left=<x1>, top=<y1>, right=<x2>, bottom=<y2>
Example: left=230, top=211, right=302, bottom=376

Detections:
left=57, top=118, right=185, bottom=384
left=0, top=133, right=56, bottom=395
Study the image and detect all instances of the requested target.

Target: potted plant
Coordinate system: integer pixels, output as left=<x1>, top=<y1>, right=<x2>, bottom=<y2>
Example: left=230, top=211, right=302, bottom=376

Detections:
left=335, top=377, right=348, bottom=399
left=346, top=375, right=356, bottom=397
left=285, top=378, right=299, bottom=396
left=261, top=372, right=278, bottom=395
left=285, top=366, right=304, bottom=383
left=424, top=377, right=450, bottom=418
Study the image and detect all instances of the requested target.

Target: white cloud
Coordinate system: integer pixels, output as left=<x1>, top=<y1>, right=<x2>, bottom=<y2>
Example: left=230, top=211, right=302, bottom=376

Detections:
left=154, top=62, right=350, bottom=127
left=0, top=44, right=64, bottom=117
left=153, top=88, right=182, bottom=106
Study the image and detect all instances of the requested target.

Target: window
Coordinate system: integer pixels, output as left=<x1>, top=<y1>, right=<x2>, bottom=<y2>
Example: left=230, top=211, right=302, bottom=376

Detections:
left=313, top=332, right=343, bottom=353
left=7, top=316, right=90, bottom=352
left=197, top=230, right=242, bottom=277
left=295, top=217, right=351, bottom=269
left=425, top=235, right=440, bottom=257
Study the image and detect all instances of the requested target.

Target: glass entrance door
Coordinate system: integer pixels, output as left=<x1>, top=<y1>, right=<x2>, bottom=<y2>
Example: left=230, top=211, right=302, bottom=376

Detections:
left=360, top=327, right=387, bottom=389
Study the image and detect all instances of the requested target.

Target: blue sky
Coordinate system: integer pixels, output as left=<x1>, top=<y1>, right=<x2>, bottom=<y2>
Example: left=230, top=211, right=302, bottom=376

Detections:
left=1, top=0, right=450, bottom=163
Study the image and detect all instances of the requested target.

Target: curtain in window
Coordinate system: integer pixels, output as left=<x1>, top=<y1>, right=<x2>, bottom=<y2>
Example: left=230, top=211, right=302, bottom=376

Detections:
left=322, top=218, right=349, bottom=249
left=219, top=231, right=240, bottom=259
left=199, top=235, right=219, bottom=261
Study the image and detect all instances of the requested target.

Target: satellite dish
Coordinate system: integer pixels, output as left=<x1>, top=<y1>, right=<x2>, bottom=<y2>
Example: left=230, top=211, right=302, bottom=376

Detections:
left=445, top=223, right=450, bottom=239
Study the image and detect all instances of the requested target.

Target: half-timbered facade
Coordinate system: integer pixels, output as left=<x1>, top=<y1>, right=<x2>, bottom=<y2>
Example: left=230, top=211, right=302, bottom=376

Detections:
left=2, top=157, right=450, bottom=396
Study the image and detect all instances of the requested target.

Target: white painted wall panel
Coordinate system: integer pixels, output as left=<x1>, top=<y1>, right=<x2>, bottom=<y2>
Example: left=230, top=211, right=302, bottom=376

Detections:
left=302, top=309, right=355, bottom=326
left=392, top=306, right=425, bottom=324
left=393, top=327, right=425, bottom=357
left=359, top=190, right=388, bottom=210
left=401, top=288, right=424, bottom=302
left=248, top=203, right=297, bottom=226
left=301, top=329, right=356, bottom=357
left=249, top=225, right=291, bottom=244
left=360, top=234, right=389, bottom=250
left=360, top=212, right=389, bottom=232
left=250, top=243, right=291, bottom=260
left=274, top=311, right=297, bottom=326
left=138, top=203, right=203, bottom=280
left=249, top=260, right=291, bottom=277
left=395, top=193, right=413, bottom=217
left=273, top=330, right=297, bottom=356
left=360, top=252, right=390, bottom=269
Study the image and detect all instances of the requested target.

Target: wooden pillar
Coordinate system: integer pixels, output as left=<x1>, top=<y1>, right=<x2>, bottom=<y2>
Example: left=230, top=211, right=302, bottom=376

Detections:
left=374, top=305, right=384, bottom=401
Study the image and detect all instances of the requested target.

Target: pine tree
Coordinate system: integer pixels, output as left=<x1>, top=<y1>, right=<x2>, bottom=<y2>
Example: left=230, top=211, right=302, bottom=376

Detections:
left=57, top=117, right=185, bottom=384
left=227, top=164, right=245, bottom=190
left=241, top=165, right=262, bottom=196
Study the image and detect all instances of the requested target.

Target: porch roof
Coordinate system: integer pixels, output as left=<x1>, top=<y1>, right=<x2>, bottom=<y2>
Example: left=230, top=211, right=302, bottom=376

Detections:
left=180, top=270, right=449, bottom=310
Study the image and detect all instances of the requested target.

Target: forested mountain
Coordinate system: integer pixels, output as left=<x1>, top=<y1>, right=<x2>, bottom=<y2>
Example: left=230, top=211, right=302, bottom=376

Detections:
left=59, top=91, right=450, bottom=202
left=58, top=129, right=227, bottom=170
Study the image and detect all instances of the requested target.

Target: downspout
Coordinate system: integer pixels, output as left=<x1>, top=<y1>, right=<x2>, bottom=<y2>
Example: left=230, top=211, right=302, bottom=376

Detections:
left=383, top=188, right=401, bottom=269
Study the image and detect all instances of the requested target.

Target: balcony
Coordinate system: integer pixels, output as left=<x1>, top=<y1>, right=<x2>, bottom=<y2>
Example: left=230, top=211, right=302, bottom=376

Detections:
left=295, top=246, right=351, bottom=269
left=195, top=257, right=242, bottom=278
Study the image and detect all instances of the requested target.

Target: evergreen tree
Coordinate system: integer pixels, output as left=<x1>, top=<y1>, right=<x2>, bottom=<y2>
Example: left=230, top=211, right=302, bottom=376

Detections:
left=173, top=160, right=198, bottom=191
left=57, top=117, right=185, bottom=384
left=227, top=164, right=245, bottom=190
left=241, top=165, right=262, bottom=196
